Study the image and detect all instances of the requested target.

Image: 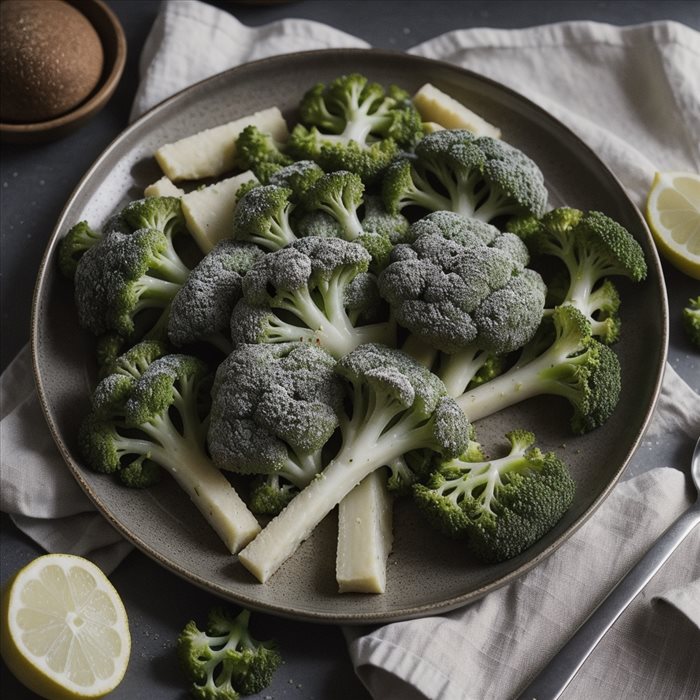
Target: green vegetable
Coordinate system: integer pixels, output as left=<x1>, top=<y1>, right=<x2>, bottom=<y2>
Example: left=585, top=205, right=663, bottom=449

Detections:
left=682, top=296, right=700, bottom=348
left=178, top=607, right=281, bottom=699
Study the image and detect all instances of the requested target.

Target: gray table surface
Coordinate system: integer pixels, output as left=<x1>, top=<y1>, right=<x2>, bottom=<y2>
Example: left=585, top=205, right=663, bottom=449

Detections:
left=1, top=2, right=699, bottom=699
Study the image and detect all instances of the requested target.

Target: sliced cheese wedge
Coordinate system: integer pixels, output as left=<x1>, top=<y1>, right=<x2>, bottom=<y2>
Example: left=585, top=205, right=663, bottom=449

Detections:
left=336, top=470, right=393, bottom=594
left=155, top=106, right=288, bottom=181
left=413, top=83, right=501, bottom=138
left=144, top=175, right=185, bottom=198
left=181, top=171, right=258, bottom=252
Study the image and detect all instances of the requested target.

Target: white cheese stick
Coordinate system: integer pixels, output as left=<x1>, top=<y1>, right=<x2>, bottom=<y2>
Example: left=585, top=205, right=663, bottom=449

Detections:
left=181, top=171, right=258, bottom=253
left=144, top=175, right=185, bottom=198
left=413, top=83, right=501, bottom=138
left=336, top=470, right=393, bottom=594
left=155, top=106, right=288, bottom=181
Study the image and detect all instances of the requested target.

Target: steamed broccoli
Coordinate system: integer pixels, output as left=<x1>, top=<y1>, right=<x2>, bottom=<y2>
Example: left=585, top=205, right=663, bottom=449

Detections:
left=288, top=73, right=423, bottom=182
left=79, top=346, right=261, bottom=554
left=267, top=160, right=325, bottom=201
left=168, top=240, right=264, bottom=354
left=58, top=221, right=103, bottom=278
left=413, top=430, right=575, bottom=562
left=74, top=226, right=191, bottom=339
left=208, top=343, right=344, bottom=515
left=178, top=607, right=281, bottom=699
left=122, top=196, right=186, bottom=242
left=238, top=343, right=471, bottom=583
left=232, top=184, right=298, bottom=251
left=509, top=208, right=647, bottom=343
left=382, top=129, right=548, bottom=222
left=229, top=237, right=395, bottom=359
left=458, top=305, right=622, bottom=434
left=301, top=170, right=365, bottom=240
left=683, top=296, right=700, bottom=348
left=234, top=124, right=293, bottom=183
left=379, top=212, right=546, bottom=396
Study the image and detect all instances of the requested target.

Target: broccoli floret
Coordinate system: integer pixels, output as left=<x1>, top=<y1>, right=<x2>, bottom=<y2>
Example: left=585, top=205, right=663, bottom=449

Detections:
left=79, top=351, right=261, bottom=554
left=168, top=240, right=264, bottom=354
left=237, top=343, right=471, bottom=583
left=379, top=220, right=546, bottom=396
left=58, top=221, right=103, bottom=279
left=301, top=170, right=365, bottom=240
left=248, top=474, right=299, bottom=516
left=178, top=607, right=281, bottom=699
left=267, top=160, right=325, bottom=201
left=230, top=237, right=395, bottom=358
left=413, top=430, right=575, bottom=562
left=288, top=74, right=423, bottom=182
left=382, top=129, right=548, bottom=222
left=509, top=208, right=647, bottom=343
left=458, top=305, right=622, bottom=434
left=234, top=124, right=294, bottom=183
left=683, top=296, right=700, bottom=347
left=73, top=227, right=191, bottom=339
left=122, top=196, right=185, bottom=241
left=232, top=184, right=297, bottom=251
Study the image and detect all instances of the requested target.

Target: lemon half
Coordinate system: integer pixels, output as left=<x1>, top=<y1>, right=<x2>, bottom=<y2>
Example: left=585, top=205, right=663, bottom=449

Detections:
left=1, top=554, right=130, bottom=700
left=645, top=171, right=700, bottom=279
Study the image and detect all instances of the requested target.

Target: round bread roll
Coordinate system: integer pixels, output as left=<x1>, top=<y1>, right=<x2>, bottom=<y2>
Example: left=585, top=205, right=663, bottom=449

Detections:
left=0, top=0, right=104, bottom=123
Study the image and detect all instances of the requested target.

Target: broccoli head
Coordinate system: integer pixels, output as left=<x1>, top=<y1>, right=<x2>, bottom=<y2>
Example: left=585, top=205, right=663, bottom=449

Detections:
left=413, top=430, right=576, bottom=562
left=234, top=124, right=294, bottom=184
left=288, top=73, right=423, bottom=182
left=232, top=184, right=298, bottom=251
left=58, top=221, right=103, bottom=279
left=683, top=296, right=700, bottom=347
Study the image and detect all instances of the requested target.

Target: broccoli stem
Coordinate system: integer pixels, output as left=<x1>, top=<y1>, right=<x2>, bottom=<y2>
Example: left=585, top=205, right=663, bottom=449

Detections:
left=456, top=340, right=586, bottom=421
left=438, top=346, right=490, bottom=398
left=133, top=276, right=183, bottom=302
left=401, top=335, right=438, bottom=368
left=239, top=392, right=435, bottom=583
left=136, top=412, right=260, bottom=554
left=403, top=167, right=452, bottom=213
left=280, top=450, right=323, bottom=488
left=153, top=249, right=191, bottom=284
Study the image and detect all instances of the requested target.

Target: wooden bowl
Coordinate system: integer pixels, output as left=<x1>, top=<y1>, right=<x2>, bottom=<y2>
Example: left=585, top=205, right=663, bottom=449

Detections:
left=0, top=0, right=126, bottom=143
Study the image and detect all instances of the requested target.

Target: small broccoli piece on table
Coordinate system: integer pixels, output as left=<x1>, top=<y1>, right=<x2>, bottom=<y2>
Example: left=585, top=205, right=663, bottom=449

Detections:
left=168, top=240, right=264, bottom=354
left=379, top=213, right=546, bottom=396
left=237, top=343, right=471, bottom=583
left=413, top=430, right=575, bottom=562
left=508, top=207, right=647, bottom=343
left=289, top=73, right=423, bottom=182
left=178, top=607, right=281, bottom=699
left=79, top=350, right=261, bottom=554
left=232, top=184, right=298, bottom=251
left=73, top=226, right=192, bottom=339
left=58, top=221, right=103, bottom=279
left=208, top=343, right=344, bottom=514
left=382, top=129, right=548, bottom=223
left=458, top=305, right=622, bottom=434
left=683, top=296, right=700, bottom=347
left=230, top=236, right=395, bottom=358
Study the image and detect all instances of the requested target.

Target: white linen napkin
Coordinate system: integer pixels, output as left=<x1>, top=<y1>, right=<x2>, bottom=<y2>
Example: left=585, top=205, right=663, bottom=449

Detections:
left=1, top=2, right=699, bottom=698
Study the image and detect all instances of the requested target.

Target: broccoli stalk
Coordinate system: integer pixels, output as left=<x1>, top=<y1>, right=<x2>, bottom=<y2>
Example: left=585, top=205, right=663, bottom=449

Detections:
left=413, top=430, right=576, bottom=562
left=238, top=344, right=470, bottom=583
left=457, top=305, right=622, bottom=434
left=80, top=351, right=261, bottom=554
left=178, top=607, right=281, bottom=699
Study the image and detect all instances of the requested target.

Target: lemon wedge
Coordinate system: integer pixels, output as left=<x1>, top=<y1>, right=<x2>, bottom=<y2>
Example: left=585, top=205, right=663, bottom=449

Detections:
left=1, top=554, right=130, bottom=700
left=645, top=171, right=700, bottom=279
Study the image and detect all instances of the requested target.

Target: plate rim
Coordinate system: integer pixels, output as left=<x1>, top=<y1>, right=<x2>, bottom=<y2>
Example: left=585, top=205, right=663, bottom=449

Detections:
left=30, top=48, right=669, bottom=624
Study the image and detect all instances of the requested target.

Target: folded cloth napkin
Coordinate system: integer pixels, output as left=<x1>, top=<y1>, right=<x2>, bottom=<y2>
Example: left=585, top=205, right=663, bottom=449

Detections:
left=1, top=2, right=699, bottom=698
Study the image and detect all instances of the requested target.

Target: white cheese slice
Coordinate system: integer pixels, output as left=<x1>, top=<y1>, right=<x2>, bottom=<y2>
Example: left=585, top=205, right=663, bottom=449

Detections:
left=413, top=83, right=501, bottom=138
left=154, top=106, right=288, bottom=181
left=181, top=171, right=258, bottom=253
left=144, top=176, right=185, bottom=198
left=336, top=470, right=393, bottom=594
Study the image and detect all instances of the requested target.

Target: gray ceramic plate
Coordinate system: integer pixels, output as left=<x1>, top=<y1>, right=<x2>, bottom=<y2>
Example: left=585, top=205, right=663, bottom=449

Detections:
left=32, top=49, right=668, bottom=624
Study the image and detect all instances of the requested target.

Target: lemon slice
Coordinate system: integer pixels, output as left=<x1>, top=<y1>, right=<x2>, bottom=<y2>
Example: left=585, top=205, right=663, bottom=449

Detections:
left=645, top=171, right=700, bottom=279
left=1, top=554, right=130, bottom=699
